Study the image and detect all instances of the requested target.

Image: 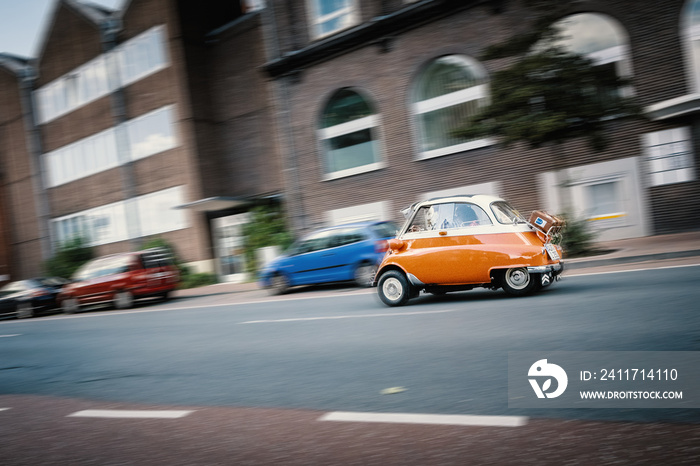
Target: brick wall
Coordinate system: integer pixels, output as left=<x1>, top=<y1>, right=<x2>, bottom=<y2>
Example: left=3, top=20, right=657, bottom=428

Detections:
left=269, top=0, right=700, bottom=234
left=0, top=67, right=42, bottom=278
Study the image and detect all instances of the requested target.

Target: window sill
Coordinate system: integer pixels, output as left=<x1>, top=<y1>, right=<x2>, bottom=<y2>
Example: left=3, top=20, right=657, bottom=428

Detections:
left=321, top=161, right=385, bottom=181
left=416, top=138, right=495, bottom=161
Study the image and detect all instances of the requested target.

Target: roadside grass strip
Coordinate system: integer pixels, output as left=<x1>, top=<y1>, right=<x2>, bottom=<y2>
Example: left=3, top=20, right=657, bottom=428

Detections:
left=68, top=409, right=194, bottom=419
left=319, top=411, right=528, bottom=427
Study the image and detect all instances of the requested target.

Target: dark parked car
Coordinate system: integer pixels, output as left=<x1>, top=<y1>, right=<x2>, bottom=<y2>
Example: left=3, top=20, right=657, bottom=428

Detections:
left=0, top=277, right=69, bottom=319
left=259, top=221, right=397, bottom=294
left=58, top=248, right=180, bottom=313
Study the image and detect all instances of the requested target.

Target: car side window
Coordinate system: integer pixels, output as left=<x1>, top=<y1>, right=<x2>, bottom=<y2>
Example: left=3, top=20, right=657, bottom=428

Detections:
left=330, top=228, right=366, bottom=248
left=450, top=203, right=492, bottom=228
left=408, top=203, right=493, bottom=232
left=296, top=231, right=332, bottom=254
left=407, top=207, right=431, bottom=232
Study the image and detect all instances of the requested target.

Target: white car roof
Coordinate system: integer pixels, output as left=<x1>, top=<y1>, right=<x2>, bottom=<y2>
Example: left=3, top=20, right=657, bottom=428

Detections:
left=414, top=194, right=505, bottom=209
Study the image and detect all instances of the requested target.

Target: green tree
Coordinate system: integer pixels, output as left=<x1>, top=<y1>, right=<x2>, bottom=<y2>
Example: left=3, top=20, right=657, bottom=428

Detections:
left=453, top=1, right=639, bottom=257
left=242, top=204, right=294, bottom=275
left=455, top=45, right=638, bottom=151
left=44, top=237, right=94, bottom=279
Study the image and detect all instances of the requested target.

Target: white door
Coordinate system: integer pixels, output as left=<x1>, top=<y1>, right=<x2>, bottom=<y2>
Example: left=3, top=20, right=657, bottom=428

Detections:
left=213, top=213, right=250, bottom=283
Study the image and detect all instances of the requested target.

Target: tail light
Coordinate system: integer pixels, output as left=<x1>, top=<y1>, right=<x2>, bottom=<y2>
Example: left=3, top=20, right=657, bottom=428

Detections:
left=375, top=240, right=389, bottom=254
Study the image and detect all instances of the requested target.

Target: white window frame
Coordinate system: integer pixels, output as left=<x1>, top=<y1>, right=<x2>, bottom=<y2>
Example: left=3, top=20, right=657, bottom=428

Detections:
left=319, top=97, right=385, bottom=181
left=34, top=26, right=168, bottom=124
left=308, top=0, right=359, bottom=39
left=412, top=64, right=494, bottom=160
left=43, top=105, right=178, bottom=187
left=51, top=186, right=188, bottom=247
left=554, top=13, right=634, bottom=98
left=643, top=127, right=696, bottom=187
left=326, top=201, right=391, bottom=226
left=126, top=105, right=178, bottom=161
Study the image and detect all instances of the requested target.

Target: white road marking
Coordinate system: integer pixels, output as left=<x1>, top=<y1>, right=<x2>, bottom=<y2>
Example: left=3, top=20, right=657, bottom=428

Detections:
left=240, top=309, right=457, bottom=324
left=566, top=262, right=700, bottom=277
left=0, top=408, right=10, bottom=412
left=68, top=409, right=194, bottom=419
left=319, top=411, right=528, bottom=427
left=0, top=334, right=21, bottom=337
left=1, top=263, right=698, bottom=325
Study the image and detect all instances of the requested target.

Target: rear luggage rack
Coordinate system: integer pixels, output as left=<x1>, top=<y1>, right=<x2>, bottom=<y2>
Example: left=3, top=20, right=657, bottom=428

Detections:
left=528, top=210, right=565, bottom=242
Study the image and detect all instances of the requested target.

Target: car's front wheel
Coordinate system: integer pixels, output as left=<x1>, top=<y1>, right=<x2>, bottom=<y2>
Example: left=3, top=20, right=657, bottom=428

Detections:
left=269, top=273, right=289, bottom=295
left=500, top=267, right=539, bottom=296
left=113, top=290, right=134, bottom=309
left=377, top=270, right=412, bottom=307
left=61, top=297, right=79, bottom=314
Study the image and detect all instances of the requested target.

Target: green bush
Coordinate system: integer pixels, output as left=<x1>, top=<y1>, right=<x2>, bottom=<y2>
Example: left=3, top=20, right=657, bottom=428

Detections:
left=242, top=204, right=294, bottom=276
left=179, top=272, right=218, bottom=289
left=140, top=237, right=218, bottom=289
left=44, top=237, right=94, bottom=279
left=553, top=214, right=598, bottom=258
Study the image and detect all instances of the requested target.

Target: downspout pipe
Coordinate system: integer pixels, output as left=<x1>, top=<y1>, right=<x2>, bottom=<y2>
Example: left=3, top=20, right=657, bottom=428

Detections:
left=18, top=63, right=53, bottom=262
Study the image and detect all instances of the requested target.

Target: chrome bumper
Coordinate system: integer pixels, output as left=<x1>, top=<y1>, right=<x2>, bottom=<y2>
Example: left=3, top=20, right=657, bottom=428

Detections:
left=527, top=262, right=564, bottom=274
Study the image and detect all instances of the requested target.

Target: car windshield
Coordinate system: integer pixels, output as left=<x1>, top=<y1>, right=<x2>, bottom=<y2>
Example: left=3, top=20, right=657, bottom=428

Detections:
left=73, top=255, right=132, bottom=280
left=491, top=201, right=526, bottom=224
left=369, top=222, right=397, bottom=238
left=37, top=277, right=69, bottom=287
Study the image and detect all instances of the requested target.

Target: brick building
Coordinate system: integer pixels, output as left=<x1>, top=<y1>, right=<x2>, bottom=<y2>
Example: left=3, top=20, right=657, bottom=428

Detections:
left=0, top=53, right=44, bottom=283
left=0, top=0, right=699, bottom=283
left=263, top=0, right=700, bottom=241
left=0, top=0, right=280, bottom=282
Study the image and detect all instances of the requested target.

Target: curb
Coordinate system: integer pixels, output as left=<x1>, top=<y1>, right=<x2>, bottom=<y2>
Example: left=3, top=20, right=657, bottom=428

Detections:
left=565, top=249, right=700, bottom=270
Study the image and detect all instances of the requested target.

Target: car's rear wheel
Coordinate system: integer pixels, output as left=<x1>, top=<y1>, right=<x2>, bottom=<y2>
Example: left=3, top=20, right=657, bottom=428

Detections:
left=270, top=273, right=289, bottom=295
left=377, top=270, right=412, bottom=307
left=501, top=267, right=539, bottom=296
left=113, top=290, right=134, bottom=309
left=16, top=302, right=34, bottom=319
left=62, top=297, right=79, bottom=314
left=354, top=262, right=376, bottom=287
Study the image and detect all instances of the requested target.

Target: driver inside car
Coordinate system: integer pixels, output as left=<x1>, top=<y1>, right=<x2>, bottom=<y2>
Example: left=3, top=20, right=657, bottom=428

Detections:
left=453, top=204, right=479, bottom=227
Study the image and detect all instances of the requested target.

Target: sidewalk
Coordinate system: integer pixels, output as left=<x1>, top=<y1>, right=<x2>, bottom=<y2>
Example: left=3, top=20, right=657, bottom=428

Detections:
left=565, top=230, right=700, bottom=269
left=173, top=231, right=700, bottom=299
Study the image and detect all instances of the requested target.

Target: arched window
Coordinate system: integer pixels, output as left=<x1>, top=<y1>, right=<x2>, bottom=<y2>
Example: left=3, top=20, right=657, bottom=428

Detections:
left=412, top=55, right=490, bottom=159
left=319, top=88, right=383, bottom=180
left=683, top=0, right=700, bottom=92
left=552, top=13, right=632, bottom=95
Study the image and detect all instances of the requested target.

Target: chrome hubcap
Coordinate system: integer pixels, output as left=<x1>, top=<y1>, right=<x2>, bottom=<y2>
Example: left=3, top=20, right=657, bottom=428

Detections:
left=506, top=268, right=530, bottom=290
left=382, top=277, right=403, bottom=301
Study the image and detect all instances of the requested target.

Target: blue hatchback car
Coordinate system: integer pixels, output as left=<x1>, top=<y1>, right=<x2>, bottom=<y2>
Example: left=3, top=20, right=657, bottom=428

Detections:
left=259, top=221, right=397, bottom=294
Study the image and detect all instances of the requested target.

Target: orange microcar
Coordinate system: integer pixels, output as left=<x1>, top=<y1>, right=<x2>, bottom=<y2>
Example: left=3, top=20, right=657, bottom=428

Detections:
left=373, top=195, right=564, bottom=306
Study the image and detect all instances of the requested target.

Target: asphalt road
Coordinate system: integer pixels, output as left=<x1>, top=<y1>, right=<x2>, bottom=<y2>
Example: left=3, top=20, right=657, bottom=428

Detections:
left=2, top=265, right=700, bottom=421
left=2, top=264, right=700, bottom=464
